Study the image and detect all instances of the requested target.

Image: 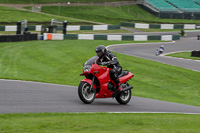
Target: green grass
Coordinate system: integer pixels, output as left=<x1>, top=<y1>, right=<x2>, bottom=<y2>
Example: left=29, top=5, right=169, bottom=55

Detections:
left=41, top=5, right=200, bottom=25
left=0, top=6, right=82, bottom=23
left=0, top=31, right=17, bottom=35
left=0, top=0, right=132, bottom=4
left=0, top=40, right=199, bottom=106
left=0, top=113, right=199, bottom=133
left=167, top=52, right=200, bottom=60
left=0, top=31, right=41, bottom=35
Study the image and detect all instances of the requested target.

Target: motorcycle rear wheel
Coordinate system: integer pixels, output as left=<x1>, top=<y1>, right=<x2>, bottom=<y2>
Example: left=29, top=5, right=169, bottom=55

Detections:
left=115, top=83, right=132, bottom=105
left=78, top=81, right=95, bottom=104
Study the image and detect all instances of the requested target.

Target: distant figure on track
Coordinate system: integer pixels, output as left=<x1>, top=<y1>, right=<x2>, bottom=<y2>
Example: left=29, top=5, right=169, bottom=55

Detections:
left=155, top=45, right=164, bottom=56
left=180, top=29, right=185, bottom=37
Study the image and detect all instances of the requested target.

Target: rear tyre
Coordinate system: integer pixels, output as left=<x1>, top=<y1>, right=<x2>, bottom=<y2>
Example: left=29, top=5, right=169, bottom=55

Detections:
left=115, top=83, right=132, bottom=105
left=78, top=81, right=95, bottom=104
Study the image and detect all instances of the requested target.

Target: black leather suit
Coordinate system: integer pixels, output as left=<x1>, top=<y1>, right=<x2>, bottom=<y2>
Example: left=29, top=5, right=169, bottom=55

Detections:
left=96, top=51, right=122, bottom=85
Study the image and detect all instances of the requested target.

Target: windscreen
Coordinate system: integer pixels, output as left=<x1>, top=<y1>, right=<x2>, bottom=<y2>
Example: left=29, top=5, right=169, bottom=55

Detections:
left=84, top=56, right=98, bottom=66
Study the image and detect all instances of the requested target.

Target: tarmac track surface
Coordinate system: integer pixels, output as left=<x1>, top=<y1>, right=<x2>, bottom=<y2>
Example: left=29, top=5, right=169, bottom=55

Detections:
left=0, top=36, right=200, bottom=114
left=0, top=79, right=200, bottom=114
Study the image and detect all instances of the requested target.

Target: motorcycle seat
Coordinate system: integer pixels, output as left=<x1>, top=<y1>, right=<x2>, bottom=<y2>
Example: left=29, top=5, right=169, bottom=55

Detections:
left=119, top=70, right=129, bottom=78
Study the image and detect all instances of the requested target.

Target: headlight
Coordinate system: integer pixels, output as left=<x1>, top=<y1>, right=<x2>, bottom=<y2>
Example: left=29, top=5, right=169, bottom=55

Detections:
left=83, top=65, right=91, bottom=72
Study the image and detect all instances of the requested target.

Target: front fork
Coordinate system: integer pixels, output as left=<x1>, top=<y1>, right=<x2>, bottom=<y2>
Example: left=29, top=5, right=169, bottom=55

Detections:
left=89, top=76, right=95, bottom=93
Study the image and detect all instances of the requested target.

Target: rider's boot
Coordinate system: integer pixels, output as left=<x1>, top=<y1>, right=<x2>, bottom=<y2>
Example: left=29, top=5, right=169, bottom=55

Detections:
left=117, top=83, right=123, bottom=91
left=112, top=82, right=122, bottom=97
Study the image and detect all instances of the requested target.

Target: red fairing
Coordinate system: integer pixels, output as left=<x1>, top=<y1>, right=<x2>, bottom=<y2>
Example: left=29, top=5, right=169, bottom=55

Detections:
left=119, top=72, right=134, bottom=84
left=81, top=79, right=96, bottom=89
left=90, top=63, right=111, bottom=85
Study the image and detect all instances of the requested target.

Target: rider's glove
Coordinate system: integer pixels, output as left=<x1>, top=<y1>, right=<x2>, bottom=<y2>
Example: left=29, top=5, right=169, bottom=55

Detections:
left=97, top=62, right=102, bottom=65
left=101, top=62, right=110, bottom=66
left=101, top=62, right=107, bottom=66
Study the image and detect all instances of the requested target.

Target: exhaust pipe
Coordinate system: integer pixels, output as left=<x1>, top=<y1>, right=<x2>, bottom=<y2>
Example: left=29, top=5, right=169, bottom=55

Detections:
left=112, top=85, right=133, bottom=97
left=122, top=85, right=133, bottom=92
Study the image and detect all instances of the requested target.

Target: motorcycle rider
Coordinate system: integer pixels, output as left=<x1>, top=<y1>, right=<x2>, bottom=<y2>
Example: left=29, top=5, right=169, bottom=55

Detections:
left=159, top=45, right=164, bottom=54
left=95, top=45, right=122, bottom=96
left=160, top=45, right=164, bottom=51
left=180, top=29, right=185, bottom=36
left=156, top=45, right=165, bottom=56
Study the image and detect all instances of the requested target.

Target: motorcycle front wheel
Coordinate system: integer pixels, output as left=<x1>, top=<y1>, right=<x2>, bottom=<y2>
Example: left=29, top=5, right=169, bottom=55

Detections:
left=115, top=83, right=132, bottom=105
left=78, top=81, right=96, bottom=104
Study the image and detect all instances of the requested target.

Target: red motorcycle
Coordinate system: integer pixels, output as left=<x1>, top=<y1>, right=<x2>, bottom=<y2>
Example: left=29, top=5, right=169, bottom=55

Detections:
left=78, top=56, right=134, bottom=104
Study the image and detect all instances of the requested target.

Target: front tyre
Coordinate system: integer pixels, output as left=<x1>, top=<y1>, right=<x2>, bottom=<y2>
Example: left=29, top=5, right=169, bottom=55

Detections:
left=115, top=83, right=132, bottom=105
left=78, top=81, right=95, bottom=104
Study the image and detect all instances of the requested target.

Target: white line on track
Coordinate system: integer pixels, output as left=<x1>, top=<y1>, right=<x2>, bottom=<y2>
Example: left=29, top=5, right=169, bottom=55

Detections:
left=0, top=79, right=77, bottom=87
left=161, top=51, right=200, bottom=62
left=106, top=41, right=176, bottom=49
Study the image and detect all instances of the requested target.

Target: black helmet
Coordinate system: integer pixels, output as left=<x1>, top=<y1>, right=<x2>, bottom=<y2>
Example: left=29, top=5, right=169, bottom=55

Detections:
left=160, top=45, right=164, bottom=48
left=95, top=45, right=107, bottom=58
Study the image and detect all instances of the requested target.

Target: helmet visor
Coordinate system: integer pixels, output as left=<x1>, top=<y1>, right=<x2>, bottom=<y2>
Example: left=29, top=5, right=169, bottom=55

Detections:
left=96, top=51, right=103, bottom=57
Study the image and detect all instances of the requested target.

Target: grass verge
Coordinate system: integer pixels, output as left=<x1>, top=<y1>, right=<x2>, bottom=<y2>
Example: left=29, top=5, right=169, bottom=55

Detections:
left=0, top=31, right=41, bottom=35
left=0, top=40, right=199, bottom=106
left=0, top=113, right=199, bottom=133
left=166, top=52, right=200, bottom=60
left=0, top=6, right=82, bottom=23
left=41, top=5, right=200, bottom=24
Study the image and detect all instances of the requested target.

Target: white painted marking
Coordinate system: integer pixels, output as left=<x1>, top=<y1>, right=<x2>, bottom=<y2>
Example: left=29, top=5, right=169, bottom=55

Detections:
left=161, top=24, right=174, bottom=29
left=52, top=34, right=64, bottom=40
left=184, top=24, right=196, bottom=29
left=78, top=34, right=94, bottom=40
left=0, top=79, right=76, bottom=87
left=107, top=35, right=122, bottom=41
left=161, top=51, right=200, bottom=63
left=67, top=26, right=80, bottom=31
left=5, top=26, right=17, bottom=31
left=35, top=25, right=42, bottom=31
left=106, top=41, right=175, bottom=49
left=93, top=25, right=108, bottom=30
left=43, top=33, right=48, bottom=40
left=135, top=23, right=149, bottom=29
left=134, top=35, right=148, bottom=41
left=161, top=50, right=191, bottom=56
left=161, top=35, right=172, bottom=41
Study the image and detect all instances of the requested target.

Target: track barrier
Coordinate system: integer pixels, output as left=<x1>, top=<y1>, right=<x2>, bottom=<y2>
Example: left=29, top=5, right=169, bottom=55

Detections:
left=43, top=33, right=180, bottom=41
left=191, top=50, right=200, bottom=57
left=121, top=22, right=198, bottom=29
left=0, top=34, right=38, bottom=43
